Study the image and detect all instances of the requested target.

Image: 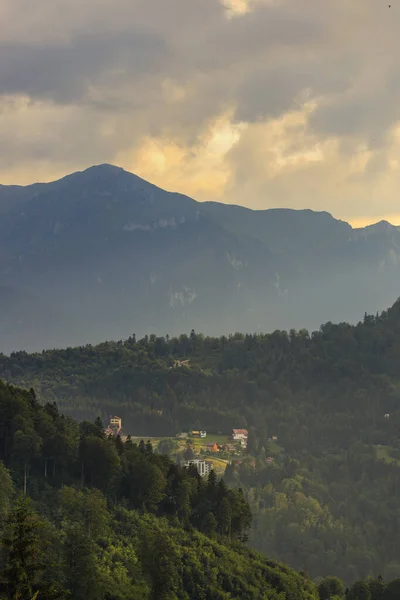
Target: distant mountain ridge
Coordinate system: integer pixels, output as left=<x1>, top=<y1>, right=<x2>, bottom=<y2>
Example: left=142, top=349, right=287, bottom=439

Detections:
left=0, top=164, right=399, bottom=352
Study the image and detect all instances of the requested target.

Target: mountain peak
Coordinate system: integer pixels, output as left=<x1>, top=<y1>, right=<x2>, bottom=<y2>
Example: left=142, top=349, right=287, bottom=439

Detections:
left=58, top=163, right=127, bottom=183
left=81, top=163, right=125, bottom=174
left=355, top=220, right=399, bottom=236
left=45, top=163, right=155, bottom=195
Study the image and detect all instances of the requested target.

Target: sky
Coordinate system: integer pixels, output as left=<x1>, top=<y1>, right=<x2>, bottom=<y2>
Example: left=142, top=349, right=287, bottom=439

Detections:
left=1, top=0, right=400, bottom=226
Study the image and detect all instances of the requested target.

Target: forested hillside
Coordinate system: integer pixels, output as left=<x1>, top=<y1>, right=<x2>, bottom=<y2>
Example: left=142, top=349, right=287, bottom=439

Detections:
left=0, top=380, right=318, bottom=600
left=3, top=299, right=400, bottom=584
left=3, top=298, right=400, bottom=444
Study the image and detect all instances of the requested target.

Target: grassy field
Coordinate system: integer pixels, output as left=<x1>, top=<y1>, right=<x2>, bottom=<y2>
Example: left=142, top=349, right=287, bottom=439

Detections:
left=207, top=456, right=229, bottom=474
left=120, top=431, right=288, bottom=479
left=123, top=433, right=244, bottom=472
left=374, top=445, right=400, bottom=465
left=267, top=440, right=283, bottom=455
left=189, top=434, right=232, bottom=448
left=174, top=433, right=244, bottom=469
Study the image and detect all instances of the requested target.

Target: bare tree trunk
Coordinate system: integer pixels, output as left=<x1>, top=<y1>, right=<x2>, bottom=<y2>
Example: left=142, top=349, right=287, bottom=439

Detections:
left=24, top=462, right=27, bottom=497
left=44, top=458, right=48, bottom=478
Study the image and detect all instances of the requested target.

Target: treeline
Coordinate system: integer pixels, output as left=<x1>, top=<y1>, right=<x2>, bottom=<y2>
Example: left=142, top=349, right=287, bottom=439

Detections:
left=317, top=574, right=400, bottom=600
left=2, top=300, right=400, bottom=448
left=0, top=379, right=316, bottom=599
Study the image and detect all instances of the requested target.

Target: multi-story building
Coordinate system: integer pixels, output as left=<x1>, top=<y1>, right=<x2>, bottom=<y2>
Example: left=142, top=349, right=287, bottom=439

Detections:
left=232, top=428, right=248, bottom=441
left=183, top=459, right=212, bottom=477
left=108, top=416, right=122, bottom=435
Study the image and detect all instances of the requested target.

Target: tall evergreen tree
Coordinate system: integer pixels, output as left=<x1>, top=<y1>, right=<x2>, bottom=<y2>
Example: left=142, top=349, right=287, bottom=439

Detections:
left=0, top=495, right=44, bottom=600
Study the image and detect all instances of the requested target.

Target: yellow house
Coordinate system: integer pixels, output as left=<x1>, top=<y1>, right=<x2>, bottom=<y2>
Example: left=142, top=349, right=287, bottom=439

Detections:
left=109, top=416, right=122, bottom=432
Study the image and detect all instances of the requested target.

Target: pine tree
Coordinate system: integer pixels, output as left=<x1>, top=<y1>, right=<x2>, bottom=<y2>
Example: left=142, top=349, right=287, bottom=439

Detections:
left=246, top=427, right=258, bottom=456
left=125, top=434, right=133, bottom=449
left=207, top=469, right=217, bottom=489
left=63, top=524, right=100, bottom=600
left=94, top=417, right=104, bottom=436
left=143, top=530, right=181, bottom=600
left=217, top=497, right=232, bottom=537
left=0, top=461, right=13, bottom=518
left=115, top=434, right=124, bottom=455
left=0, top=495, right=44, bottom=600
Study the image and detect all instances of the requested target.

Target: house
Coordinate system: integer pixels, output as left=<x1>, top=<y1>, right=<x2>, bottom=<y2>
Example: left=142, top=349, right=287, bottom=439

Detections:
left=108, top=416, right=122, bottom=435
left=272, top=435, right=278, bottom=441
left=183, top=459, right=212, bottom=477
left=266, top=457, right=275, bottom=464
left=110, top=416, right=122, bottom=429
left=232, top=429, right=248, bottom=441
left=221, top=443, right=237, bottom=454
left=206, top=442, right=219, bottom=453
left=192, top=430, right=207, bottom=438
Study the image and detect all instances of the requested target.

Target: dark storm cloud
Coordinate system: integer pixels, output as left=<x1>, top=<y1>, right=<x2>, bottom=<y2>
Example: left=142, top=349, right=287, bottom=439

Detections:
left=1, top=0, right=400, bottom=223
left=0, top=30, right=170, bottom=102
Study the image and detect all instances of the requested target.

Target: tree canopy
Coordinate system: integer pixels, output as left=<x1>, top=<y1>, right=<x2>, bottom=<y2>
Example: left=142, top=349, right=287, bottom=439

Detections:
left=0, top=378, right=316, bottom=599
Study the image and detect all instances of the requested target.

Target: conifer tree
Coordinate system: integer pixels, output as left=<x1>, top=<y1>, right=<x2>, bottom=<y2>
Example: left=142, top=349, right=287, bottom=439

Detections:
left=0, top=495, right=43, bottom=600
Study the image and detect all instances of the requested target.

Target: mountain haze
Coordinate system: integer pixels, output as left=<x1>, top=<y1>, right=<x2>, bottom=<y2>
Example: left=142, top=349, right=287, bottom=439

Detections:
left=0, top=164, right=399, bottom=352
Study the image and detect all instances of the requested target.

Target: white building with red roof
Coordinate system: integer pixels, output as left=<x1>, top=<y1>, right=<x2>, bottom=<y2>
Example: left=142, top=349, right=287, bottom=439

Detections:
left=232, top=428, right=248, bottom=441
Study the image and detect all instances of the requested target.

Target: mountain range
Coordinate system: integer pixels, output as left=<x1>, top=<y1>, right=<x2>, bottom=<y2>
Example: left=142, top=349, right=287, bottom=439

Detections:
left=0, top=163, right=399, bottom=352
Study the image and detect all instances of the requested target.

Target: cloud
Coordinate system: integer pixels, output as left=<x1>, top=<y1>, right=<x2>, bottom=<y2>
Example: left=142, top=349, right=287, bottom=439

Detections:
left=118, top=111, right=245, bottom=199
left=0, top=31, right=169, bottom=103
left=1, top=0, right=400, bottom=224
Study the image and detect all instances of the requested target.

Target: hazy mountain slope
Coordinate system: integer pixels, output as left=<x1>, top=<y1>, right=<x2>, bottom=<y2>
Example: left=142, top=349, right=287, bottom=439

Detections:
left=0, top=164, right=399, bottom=351
left=0, top=285, right=69, bottom=351
left=202, top=202, right=353, bottom=261
left=204, top=202, right=400, bottom=323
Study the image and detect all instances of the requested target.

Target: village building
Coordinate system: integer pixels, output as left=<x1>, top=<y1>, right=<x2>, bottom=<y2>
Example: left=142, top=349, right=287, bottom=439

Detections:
left=106, top=416, right=122, bottom=436
left=221, top=443, right=237, bottom=453
left=183, top=459, right=212, bottom=477
left=191, top=430, right=207, bottom=438
left=232, top=428, right=248, bottom=441
left=206, top=442, right=219, bottom=453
